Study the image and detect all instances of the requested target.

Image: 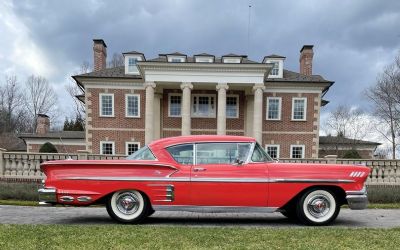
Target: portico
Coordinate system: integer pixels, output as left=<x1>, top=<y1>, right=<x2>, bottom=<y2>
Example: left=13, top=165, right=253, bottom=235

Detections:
left=138, top=62, right=273, bottom=144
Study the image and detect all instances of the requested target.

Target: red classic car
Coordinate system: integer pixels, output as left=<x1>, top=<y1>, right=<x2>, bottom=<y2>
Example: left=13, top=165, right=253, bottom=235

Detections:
left=39, top=135, right=369, bottom=225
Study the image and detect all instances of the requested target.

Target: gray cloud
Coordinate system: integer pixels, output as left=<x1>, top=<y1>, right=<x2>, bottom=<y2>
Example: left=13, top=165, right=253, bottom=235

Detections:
left=1, top=0, right=400, bottom=117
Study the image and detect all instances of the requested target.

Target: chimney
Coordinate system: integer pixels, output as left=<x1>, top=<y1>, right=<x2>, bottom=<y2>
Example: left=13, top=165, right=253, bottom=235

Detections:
left=299, top=45, right=314, bottom=75
left=36, top=114, right=50, bottom=135
left=93, top=39, right=107, bottom=71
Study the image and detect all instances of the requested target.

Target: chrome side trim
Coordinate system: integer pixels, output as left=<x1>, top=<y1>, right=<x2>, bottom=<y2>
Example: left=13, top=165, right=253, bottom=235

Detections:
left=62, top=176, right=355, bottom=183
left=271, top=178, right=355, bottom=183
left=43, top=161, right=177, bottom=170
left=60, top=196, right=74, bottom=202
left=154, top=184, right=174, bottom=202
left=346, top=185, right=368, bottom=210
left=77, top=196, right=92, bottom=202
left=153, top=205, right=279, bottom=213
left=62, top=177, right=190, bottom=182
left=38, top=187, right=57, bottom=204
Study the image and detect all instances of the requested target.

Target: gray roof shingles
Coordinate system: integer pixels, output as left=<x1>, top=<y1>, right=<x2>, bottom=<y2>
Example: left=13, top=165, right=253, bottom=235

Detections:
left=19, top=131, right=85, bottom=139
left=319, top=136, right=380, bottom=145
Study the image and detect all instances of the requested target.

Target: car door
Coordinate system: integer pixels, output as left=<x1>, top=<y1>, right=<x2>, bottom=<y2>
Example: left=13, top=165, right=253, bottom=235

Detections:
left=190, top=142, right=268, bottom=207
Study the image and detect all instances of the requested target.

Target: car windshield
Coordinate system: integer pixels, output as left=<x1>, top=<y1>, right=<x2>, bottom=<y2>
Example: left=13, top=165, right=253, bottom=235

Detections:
left=126, top=146, right=156, bottom=160
left=251, top=143, right=273, bottom=162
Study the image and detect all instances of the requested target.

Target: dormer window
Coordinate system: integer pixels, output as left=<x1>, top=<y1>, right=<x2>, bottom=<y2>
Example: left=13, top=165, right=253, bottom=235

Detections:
left=164, top=53, right=187, bottom=63
left=194, top=53, right=215, bottom=63
left=222, top=54, right=246, bottom=64
left=223, top=58, right=241, bottom=63
left=170, top=57, right=184, bottom=63
left=270, top=61, right=279, bottom=76
left=263, top=54, right=285, bottom=79
left=123, top=51, right=145, bottom=75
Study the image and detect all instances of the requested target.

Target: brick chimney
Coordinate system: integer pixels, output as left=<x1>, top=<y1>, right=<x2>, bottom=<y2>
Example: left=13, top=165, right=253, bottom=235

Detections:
left=36, top=114, right=50, bottom=135
left=93, top=39, right=107, bottom=71
left=299, top=45, right=314, bottom=75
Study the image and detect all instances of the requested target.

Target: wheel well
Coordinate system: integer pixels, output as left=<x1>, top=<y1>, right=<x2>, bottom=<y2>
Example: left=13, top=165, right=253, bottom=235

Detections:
left=93, top=189, right=152, bottom=207
left=281, top=185, right=347, bottom=210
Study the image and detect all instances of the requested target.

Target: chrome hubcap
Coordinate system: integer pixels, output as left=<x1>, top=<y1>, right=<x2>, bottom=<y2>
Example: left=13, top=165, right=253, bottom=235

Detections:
left=116, top=192, right=139, bottom=215
left=307, top=195, right=330, bottom=218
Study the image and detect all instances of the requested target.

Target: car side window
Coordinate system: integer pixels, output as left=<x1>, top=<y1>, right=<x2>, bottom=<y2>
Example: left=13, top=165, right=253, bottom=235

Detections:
left=126, top=146, right=156, bottom=160
left=166, top=144, right=194, bottom=165
left=196, top=143, right=251, bottom=165
left=251, top=143, right=271, bottom=162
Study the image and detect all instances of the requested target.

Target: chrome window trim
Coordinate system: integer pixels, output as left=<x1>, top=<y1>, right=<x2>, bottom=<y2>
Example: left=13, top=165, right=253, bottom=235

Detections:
left=165, top=143, right=195, bottom=165
left=153, top=205, right=279, bottom=213
left=194, top=142, right=253, bottom=166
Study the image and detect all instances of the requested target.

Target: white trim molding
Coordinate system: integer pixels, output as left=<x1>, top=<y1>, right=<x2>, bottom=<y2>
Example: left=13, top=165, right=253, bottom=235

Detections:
left=99, top=93, right=114, bottom=117
left=266, top=97, right=282, bottom=120
left=265, top=144, right=280, bottom=159
left=291, top=97, right=307, bottom=121
left=125, top=94, right=141, bottom=118
left=290, top=144, right=305, bottom=159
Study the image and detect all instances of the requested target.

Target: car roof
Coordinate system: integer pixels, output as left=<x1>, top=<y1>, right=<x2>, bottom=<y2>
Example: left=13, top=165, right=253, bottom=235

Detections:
left=149, top=135, right=256, bottom=148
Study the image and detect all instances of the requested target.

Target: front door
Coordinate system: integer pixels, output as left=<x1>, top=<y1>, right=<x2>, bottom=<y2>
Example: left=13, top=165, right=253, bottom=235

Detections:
left=190, top=142, right=268, bottom=207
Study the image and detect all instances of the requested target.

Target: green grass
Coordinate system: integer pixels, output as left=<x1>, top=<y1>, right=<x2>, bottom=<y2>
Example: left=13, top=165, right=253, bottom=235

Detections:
left=0, top=225, right=399, bottom=250
left=0, top=200, right=38, bottom=206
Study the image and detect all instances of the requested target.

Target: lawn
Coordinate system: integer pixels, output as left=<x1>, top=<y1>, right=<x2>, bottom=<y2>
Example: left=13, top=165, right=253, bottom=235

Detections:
left=0, top=225, right=399, bottom=250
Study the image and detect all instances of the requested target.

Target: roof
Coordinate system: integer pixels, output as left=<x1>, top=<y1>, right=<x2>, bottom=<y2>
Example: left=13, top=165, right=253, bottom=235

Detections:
left=266, top=69, right=333, bottom=83
left=222, top=53, right=247, bottom=58
left=0, top=133, right=27, bottom=151
left=160, top=52, right=187, bottom=56
left=19, top=131, right=85, bottom=140
left=264, top=54, right=286, bottom=59
left=73, top=66, right=142, bottom=79
left=194, top=53, right=215, bottom=57
left=149, top=135, right=256, bottom=149
left=122, top=50, right=144, bottom=55
left=319, top=136, right=381, bottom=146
left=146, top=56, right=258, bottom=64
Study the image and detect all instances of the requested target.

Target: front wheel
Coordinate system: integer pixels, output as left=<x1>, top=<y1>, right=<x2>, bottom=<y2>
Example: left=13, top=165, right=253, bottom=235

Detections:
left=296, top=189, right=340, bottom=226
left=106, top=190, right=149, bottom=223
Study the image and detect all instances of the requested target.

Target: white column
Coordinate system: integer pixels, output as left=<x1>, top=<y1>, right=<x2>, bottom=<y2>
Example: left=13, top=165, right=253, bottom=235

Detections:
left=144, top=82, right=156, bottom=144
left=252, top=84, right=266, bottom=143
left=180, top=82, right=193, bottom=136
left=216, top=83, right=229, bottom=135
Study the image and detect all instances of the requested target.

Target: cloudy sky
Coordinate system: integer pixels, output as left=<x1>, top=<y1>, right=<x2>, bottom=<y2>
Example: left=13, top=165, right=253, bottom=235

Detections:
left=1, top=0, right=399, bottom=122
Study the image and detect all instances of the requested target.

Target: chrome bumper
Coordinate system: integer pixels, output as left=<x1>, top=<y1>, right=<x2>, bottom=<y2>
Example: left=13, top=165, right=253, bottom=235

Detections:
left=38, top=186, right=57, bottom=206
left=346, top=186, right=368, bottom=210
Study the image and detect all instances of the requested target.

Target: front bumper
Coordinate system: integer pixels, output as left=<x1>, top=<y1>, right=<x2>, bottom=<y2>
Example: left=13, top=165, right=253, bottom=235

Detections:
left=38, top=185, right=57, bottom=206
left=346, top=186, right=368, bottom=210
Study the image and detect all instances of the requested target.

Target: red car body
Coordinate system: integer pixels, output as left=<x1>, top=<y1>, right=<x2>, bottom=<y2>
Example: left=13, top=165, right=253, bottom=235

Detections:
left=39, top=135, right=370, bottom=225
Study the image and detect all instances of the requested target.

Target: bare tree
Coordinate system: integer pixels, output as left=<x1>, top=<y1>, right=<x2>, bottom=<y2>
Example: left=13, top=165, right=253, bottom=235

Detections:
left=108, top=53, right=124, bottom=68
left=0, top=75, right=30, bottom=133
left=365, top=53, right=400, bottom=159
left=24, top=75, right=59, bottom=132
left=324, top=105, right=372, bottom=155
left=66, top=61, right=90, bottom=119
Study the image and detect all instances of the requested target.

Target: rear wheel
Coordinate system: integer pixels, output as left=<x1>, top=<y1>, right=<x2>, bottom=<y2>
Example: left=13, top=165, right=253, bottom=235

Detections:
left=296, top=188, right=340, bottom=226
left=106, top=190, right=149, bottom=223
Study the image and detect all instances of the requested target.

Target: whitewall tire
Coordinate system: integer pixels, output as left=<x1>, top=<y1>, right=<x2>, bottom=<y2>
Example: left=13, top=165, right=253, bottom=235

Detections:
left=296, top=189, right=340, bottom=226
left=106, top=190, right=149, bottom=223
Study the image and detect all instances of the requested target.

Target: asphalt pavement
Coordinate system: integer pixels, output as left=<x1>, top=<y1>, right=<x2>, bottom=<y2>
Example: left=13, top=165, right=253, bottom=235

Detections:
left=1, top=205, right=399, bottom=228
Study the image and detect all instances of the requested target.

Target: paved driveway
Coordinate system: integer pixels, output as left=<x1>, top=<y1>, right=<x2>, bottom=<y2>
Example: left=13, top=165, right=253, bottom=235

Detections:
left=1, top=205, right=399, bottom=228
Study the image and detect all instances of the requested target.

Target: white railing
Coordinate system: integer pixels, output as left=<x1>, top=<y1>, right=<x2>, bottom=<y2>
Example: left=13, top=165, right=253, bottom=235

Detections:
left=0, top=149, right=399, bottom=184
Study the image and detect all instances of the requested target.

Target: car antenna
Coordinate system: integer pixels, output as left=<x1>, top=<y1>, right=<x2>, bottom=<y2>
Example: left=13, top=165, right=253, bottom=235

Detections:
left=59, top=136, right=72, bottom=160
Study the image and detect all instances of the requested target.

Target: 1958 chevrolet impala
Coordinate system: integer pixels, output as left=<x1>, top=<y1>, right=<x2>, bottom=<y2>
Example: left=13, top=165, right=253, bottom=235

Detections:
left=39, top=135, right=369, bottom=225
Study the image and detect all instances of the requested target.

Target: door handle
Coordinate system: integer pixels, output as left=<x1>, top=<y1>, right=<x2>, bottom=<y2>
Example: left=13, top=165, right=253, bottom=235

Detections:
left=193, top=167, right=207, bottom=172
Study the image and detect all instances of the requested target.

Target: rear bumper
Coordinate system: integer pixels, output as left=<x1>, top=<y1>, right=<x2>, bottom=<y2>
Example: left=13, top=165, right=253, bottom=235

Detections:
left=346, top=186, right=368, bottom=210
left=38, top=186, right=57, bottom=206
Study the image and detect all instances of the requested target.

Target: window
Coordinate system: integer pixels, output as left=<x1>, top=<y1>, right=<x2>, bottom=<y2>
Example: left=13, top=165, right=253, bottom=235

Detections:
left=226, top=95, right=239, bottom=118
left=292, top=98, right=307, bottom=120
left=223, top=58, right=241, bottom=63
left=195, top=57, right=213, bottom=63
left=127, top=146, right=156, bottom=160
left=251, top=143, right=272, bottom=162
left=270, top=61, right=279, bottom=76
left=196, top=143, right=251, bottom=164
left=128, top=57, right=138, bottom=72
left=290, top=145, right=305, bottom=159
left=125, top=94, right=140, bottom=117
left=126, top=142, right=140, bottom=156
left=265, top=145, right=280, bottom=159
left=168, top=94, right=182, bottom=117
left=167, top=144, right=194, bottom=165
left=171, top=58, right=182, bottom=62
left=100, top=141, right=115, bottom=155
left=99, top=94, right=114, bottom=117
left=266, top=97, right=281, bottom=120
left=192, top=94, right=216, bottom=118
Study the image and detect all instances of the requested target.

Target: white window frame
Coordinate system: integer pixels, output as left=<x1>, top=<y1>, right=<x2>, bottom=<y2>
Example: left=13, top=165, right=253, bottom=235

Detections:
left=125, top=142, right=141, bottom=156
left=99, top=93, right=114, bottom=117
left=191, top=94, right=216, bottom=118
left=223, top=58, right=241, bottom=63
left=226, top=94, right=239, bottom=119
left=168, top=93, right=182, bottom=117
left=125, top=56, right=142, bottom=75
left=265, top=144, right=280, bottom=159
left=100, top=141, right=115, bottom=155
left=125, top=94, right=141, bottom=118
left=291, top=97, right=307, bottom=121
left=270, top=61, right=279, bottom=76
left=290, top=145, right=305, bottom=159
left=266, top=97, right=282, bottom=120
left=195, top=57, right=213, bottom=63
left=167, top=56, right=186, bottom=62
